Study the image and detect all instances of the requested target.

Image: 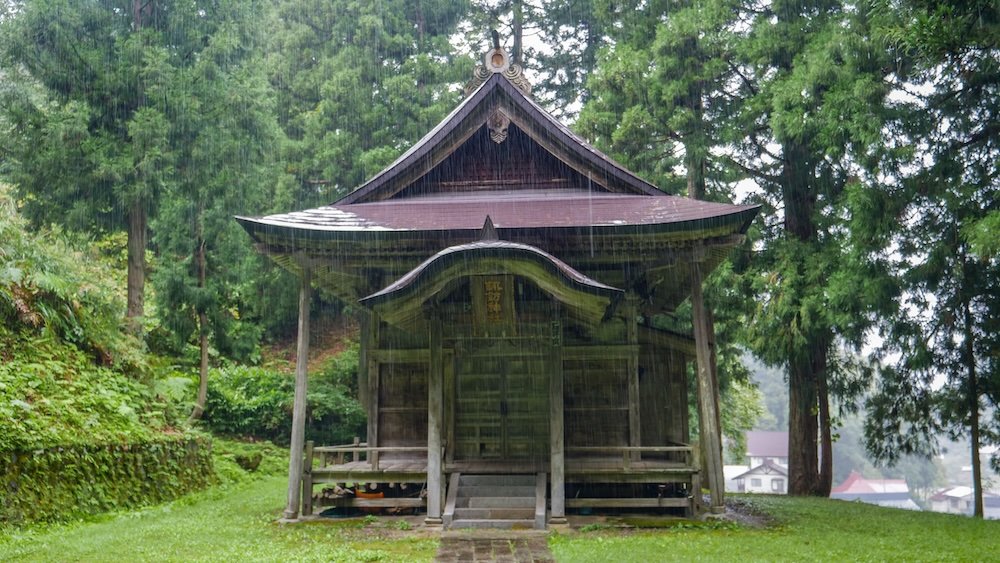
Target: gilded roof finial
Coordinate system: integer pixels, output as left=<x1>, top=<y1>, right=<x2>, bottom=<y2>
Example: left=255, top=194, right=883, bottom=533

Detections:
left=465, top=30, right=531, bottom=97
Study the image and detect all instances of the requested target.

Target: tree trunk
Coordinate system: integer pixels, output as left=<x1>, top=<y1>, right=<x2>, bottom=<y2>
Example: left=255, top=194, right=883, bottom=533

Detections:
left=126, top=199, right=147, bottom=332
left=816, top=343, right=833, bottom=496
left=787, top=352, right=820, bottom=495
left=969, top=366, right=983, bottom=518
left=511, top=0, right=523, bottom=65
left=126, top=0, right=148, bottom=332
left=962, top=280, right=984, bottom=518
left=780, top=141, right=831, bottom=496
left=189, top=211, right=209, bottom=422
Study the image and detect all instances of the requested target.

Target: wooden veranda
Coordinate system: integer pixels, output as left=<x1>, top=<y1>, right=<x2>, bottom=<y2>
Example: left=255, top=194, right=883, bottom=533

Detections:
left=298, top=441, right=702, bottom=518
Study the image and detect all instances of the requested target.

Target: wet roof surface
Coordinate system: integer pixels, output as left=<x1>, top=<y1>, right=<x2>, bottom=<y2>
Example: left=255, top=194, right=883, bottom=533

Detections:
left=239, top=191, right=759, bottom=233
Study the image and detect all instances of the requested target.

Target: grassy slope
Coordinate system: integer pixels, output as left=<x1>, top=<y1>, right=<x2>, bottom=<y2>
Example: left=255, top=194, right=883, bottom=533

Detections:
left=4, top=481, right=999, bottom=562
left=0, top=477, right=437, bottom=563
left=551, top=495, right=1000, bottom=562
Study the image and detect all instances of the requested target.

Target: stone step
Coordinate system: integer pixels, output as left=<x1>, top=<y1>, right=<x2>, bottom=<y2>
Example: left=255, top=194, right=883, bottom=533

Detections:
left=454, top=507, right=536, bottom=520
left=466, top=496, right=535, bottom=509
left=456, top=485, right=537, bottom=498
left=458, top=474, right=535, bottom=486
left=449, top=519, right=538, bottom=530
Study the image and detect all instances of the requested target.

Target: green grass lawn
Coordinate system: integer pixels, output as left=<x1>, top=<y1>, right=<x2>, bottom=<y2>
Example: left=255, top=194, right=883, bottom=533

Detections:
left=551, top=495, right=1000, bottom=562
left=4, top=480, right=999, bottom=562
left=0, top=476, right=437, bottom=562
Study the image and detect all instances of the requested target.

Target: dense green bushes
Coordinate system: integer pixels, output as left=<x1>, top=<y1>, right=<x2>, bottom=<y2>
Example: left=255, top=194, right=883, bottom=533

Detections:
left=0, top=189, right=187, bottom=450
left=0, top=188, right=217, bottom=524
left=0, top=189, right=143, bottom=372
left=0, top=435, right=214, bottom=524
left=203, top=345, right=366, bottom=446
left=0, top=329, right=188, bottom=451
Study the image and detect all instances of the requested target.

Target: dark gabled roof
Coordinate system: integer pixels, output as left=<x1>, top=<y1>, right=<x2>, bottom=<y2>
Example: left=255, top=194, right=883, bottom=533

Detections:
left=238, top=70, right=760, bottom=242
left=236, top=67, right=762, bottom=310
left=337, top=72, right=661, bottom=204
left=734, top=459, right=788, bottom=479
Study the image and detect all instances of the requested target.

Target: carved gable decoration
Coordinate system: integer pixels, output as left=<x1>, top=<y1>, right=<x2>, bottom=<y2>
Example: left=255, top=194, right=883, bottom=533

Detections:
left=466, top=33, right=530, bottom=145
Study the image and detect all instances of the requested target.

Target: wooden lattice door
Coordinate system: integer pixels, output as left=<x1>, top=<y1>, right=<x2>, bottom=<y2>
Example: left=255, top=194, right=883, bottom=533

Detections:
left=453, top=344, right=549, bottom=463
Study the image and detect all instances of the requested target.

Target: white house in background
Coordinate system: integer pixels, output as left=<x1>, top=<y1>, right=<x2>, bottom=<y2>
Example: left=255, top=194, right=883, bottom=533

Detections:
left=745, top=431, right=788, bottom=467
left=830, top=471, right=920, bottom=510
left=929, top=486, right=1000, bottom=519
left=930, top=486, right=974, bottom=514
left=724, top=465, right=750, bottom=493
left=734, top=460, right=788, bottom=494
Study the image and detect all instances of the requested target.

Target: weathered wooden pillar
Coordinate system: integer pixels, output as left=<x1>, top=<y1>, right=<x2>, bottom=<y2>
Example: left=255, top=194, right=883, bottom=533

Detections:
left=283, top=266, right=312, bottom=520
left=363, top=310, right=381, bottom=464
left=625, top=294, right=641, bottom=462
left=358, top=311, right=371, bottom=422
left=691, top=259, right=725, bottom=513
left=425, top=307, right=444, bottom=525
left=549, top=317, right=566, bottom=524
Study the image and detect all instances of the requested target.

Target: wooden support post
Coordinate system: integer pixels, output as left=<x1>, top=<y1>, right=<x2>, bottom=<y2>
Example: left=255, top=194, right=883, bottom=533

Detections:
left=366, top=314, right=380, bottom=469
left=549, top=317, right=566, bottom=524
left=425, top=309, right=444, bottom=525
left=444, top=350, right=455, bottom=466
left=358, top=311, right=371, bottom=425
left=691, top=260, right=725, bottom=513
left=283, top=267, right=311, bottom=520
left=302, top=441, right=314, bottom=517
left=625, top=295, right=641, bottom=463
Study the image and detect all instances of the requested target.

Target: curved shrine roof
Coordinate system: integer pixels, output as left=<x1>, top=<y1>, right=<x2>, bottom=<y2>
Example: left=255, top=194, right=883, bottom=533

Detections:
left=237, top=191, right=759, bottom=237
left=363, top=239, right=621, bottom=303
left=360, top=239, right=623, bottom=328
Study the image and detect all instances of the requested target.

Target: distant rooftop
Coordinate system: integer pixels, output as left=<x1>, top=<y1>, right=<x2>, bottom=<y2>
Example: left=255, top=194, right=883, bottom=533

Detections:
left=832, top=471, right=909, bottom=495
left=734, top=459, right=788, bottom=480
left=746, top=431, right=788, bottom=458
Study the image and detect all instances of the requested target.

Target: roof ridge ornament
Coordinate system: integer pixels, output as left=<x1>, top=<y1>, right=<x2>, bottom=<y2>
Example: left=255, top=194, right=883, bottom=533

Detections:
left=465, top=30, right=532, bottom=98
left=479, top=215, right=499, bottom=240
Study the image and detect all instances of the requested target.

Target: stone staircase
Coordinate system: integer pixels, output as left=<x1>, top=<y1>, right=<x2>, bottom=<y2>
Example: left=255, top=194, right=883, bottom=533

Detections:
left=443, top=473, right=546, bottom=530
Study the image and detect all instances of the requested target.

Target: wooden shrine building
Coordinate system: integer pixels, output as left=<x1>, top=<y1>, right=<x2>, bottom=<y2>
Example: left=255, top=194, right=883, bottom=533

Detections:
left=237, top=42, right=759, bottom=528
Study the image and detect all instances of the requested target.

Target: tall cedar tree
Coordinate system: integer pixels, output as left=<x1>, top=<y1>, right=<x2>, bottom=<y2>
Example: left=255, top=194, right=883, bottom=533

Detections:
left=146, top=1, right=283, bottom=420
left=729, top=0, right=896, bottom=496
left=0, top=0, right=180, bottom=328
left=581, top=0, right=896, bottom=496
left=863, top=0, right=1000, bottom=518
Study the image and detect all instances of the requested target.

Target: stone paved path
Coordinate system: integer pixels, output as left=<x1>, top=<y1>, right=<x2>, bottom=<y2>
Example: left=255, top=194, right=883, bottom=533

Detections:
left=435, top=531, right=555, bottom=563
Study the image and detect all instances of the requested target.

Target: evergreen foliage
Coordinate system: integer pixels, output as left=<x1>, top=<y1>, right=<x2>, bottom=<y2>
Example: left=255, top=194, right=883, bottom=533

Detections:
left=0, top=187, right=177, bottom=450
left=266, top=0, right=472, bottom=207
left=202, top=348, right=365, bottom=447
left=0, top=189, right=140, bottom=370
left=862, top=0, right=1000, bottom=518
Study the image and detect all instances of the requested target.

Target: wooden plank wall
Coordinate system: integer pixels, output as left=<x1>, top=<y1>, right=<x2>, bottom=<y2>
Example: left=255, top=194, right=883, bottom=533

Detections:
left=563, top=359, right=629, bottom=450
left=639, top=348, right=690, bottom=450
left=378, top=362, right=429, bottom=452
